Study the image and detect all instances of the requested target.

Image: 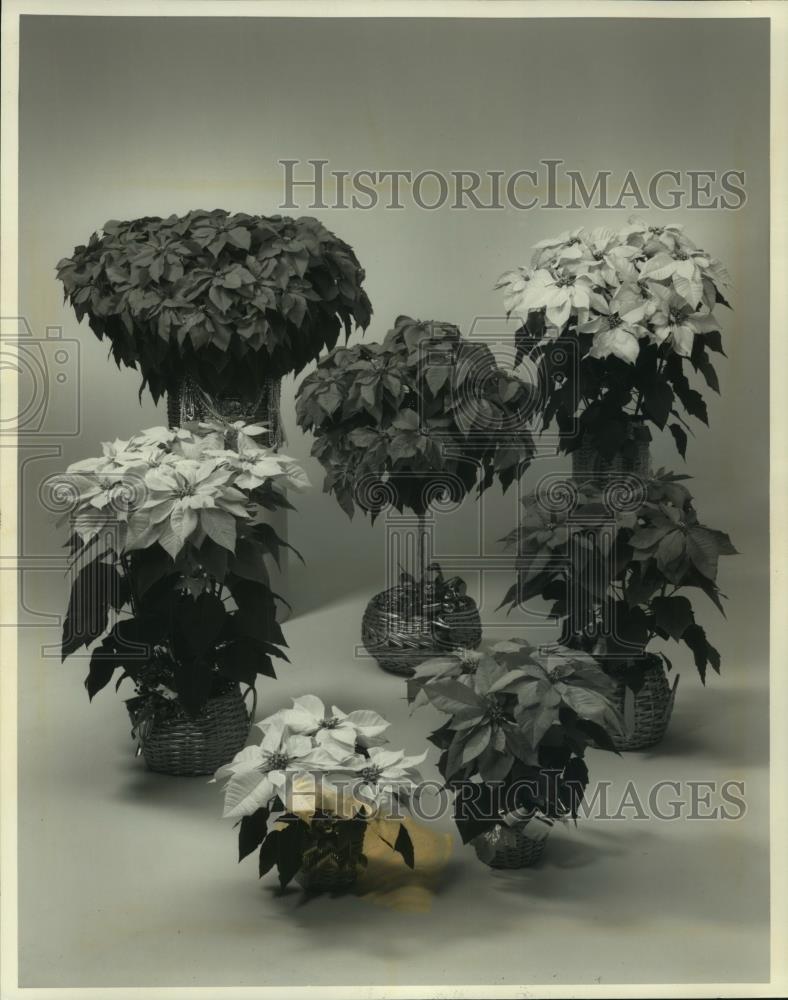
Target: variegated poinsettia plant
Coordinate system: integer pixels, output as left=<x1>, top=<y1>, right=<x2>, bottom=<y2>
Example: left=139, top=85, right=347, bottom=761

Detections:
left=499, top=470, right=737, bottom=687
left=213, top=696, right=423, bottom=889
left=496, top=218, right=731, bottom=464
left=57, top=421, right=309, bottom=714
left=411, top=639, right=622, bottom=847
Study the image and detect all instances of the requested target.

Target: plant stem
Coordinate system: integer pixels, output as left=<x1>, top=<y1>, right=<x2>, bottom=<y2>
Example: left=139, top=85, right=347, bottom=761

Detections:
left=417, top=512, right=428, bottom=579
left=120, top=553, right=138, bottom=617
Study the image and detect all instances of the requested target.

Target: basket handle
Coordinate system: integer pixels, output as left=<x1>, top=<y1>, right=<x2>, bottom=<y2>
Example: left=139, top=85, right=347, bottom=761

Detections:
left=243, top=684, right=258, bottom=725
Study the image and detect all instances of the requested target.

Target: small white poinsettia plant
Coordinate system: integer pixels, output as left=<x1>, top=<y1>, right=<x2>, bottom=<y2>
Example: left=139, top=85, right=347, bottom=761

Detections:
left=413, top=639, right=622, bottom=850
left=214, top=696, right=423, bottom=889
left=57, top=421, right=309, bottom=716
left=496, top=217, right=732, bottom=463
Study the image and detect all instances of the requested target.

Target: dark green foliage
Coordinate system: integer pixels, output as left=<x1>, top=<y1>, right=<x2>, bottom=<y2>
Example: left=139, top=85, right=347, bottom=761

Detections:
left=524, top=319, right=725, bottom=462
left=56, top=211, right=372, bottom=403
left=500, top=470, right=736, bottom=684
left=296, top=315, right=536, bottom=519
left=63, top=502, right=293, bottom=715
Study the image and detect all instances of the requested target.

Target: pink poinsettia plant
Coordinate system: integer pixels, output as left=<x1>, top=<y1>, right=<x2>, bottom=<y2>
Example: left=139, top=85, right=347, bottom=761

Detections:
left=56, top=422, right=308, bottom=715
left=214, top=697, right=422, bottom=890
left=412, top=639, right=622, bottom=857
left=496, top=217, right=731, bottom=464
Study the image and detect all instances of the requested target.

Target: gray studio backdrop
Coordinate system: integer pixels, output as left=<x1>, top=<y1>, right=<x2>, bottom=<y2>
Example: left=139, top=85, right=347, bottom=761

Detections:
left=16, top=13, right=769, bottom=986
left=18, top=16, right=768, bottom=623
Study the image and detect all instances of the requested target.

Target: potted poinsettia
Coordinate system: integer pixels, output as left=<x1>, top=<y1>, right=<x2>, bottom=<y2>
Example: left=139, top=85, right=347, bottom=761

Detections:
left=56, top=211, right=372, bottom=444
left=296, top=315, right=536, bottom=676
left=214, top=696, right=422, bottom=893
left=57, top=421, right=309, bottom=775
left=415, top=639, right=621, bottom=868
left=500, top=470, right=736, bottom=749
left=496, top=218, right=731, bottom=475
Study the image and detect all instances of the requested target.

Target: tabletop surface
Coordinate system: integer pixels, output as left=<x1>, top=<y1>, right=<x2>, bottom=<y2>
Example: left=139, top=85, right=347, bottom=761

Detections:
left=17, top=569, right=769, bottom=990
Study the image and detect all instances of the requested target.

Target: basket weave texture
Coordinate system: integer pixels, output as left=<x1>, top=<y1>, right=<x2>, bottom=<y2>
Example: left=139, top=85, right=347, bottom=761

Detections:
left=167, top=373, right=283, bottom=448
left=295, top=822, right=366, bottom=892
left=127, top=685, right=253, bottom=776
left=571, top=433, right=651, bottom=484
left=473, top=824, right=547, bottom=869
left=606, top=656, right=676, bottom=751
left=361, top=585, right=482, bottom=677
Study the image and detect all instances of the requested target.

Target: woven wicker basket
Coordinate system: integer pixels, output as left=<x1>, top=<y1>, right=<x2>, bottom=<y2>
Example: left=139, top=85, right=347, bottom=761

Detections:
left=605, top=656, right=678, bottom=751
left=472, top=824, right=547, bottom=869
left=127, top=684, right=255, bottom=776
left=295, top=823, right=366, bottom=893
left=361, top=585, right=482, bottom=677
left=571, top=426, right=651, bottom=485
left=167, top=374, right=283, bottom=449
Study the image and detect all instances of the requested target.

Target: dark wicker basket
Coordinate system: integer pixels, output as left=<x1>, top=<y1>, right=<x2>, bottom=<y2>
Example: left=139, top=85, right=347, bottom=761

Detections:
left=167, top=373, right=283, bottom=449
left=605, top=656, right=678, bottom=751
left=361, top=585, right=483, bottom=677
left=571, top=427, right=651, bottom=485
left=295, top=822, right=366, bottom=893
left=127, top=685, right=255, bottom=776
left=473, top=824, right=548, bottom=869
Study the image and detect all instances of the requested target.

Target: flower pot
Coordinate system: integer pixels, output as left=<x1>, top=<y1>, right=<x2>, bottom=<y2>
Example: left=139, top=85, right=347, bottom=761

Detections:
left=472, top=823, right=547, bottom=869
left=295, top=821, right=366, bottom=893
left=604, top=655, right=678, bottom=751
left=571, top=421, right=651, bottom=485
left=361, top=580, right=482, bottom=678
left=126, top=683, right=255, bottom=776
left=167, top=373, right=283, bottom=449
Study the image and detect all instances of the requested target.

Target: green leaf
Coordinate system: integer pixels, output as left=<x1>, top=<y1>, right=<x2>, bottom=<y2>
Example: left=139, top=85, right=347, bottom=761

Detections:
left=558, top=685, right=620, bottom=733
left=477, top=746, right=514, bottom=782
left=668, top=423, right=688, bottom=459
left=445, top=730, right=471, bottom=778
left=514, top=700, right=560, bottom=749
left=130, top=545, right=175, bottom=598
left=503, top=725, right=538, bottom=765
left=643, top=381, right=674, bottom=429
left=682, top=623, right=721, bottom=684
left=629, top=525, right=671, bottom=551
left=239, top=808, right=270, bottom=862
left=696, top=357, right=720, bottom=394
left=84, top=653, right=116, bottom=701
left=461, top=724, right=492, bottom=764
left=62, top=561, right=123, bottom=660
left=227, top=226, right=251, bottom=251
left=258, top=830, right=280, bottom=878
left=425, top=365, right=451, bottom=396
left=652, top=595, right=694, bottom=640
left=229, top=537, right=270, bottom=583
left=393, top=823, right=415, bottom=869
left=423, top=679, right=486, bottom=717
left=251, top=522, right=304, bottom=569
left=703, top=330, right=727, bottom=356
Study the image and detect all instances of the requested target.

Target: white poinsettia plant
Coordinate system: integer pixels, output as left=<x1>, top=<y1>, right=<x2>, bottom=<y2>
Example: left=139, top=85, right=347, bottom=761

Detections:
left=62, top=421, right=309, bottom=556
left=497, top=218, right=732, bottom=462
left=58, top=422, right=310, bottom=715
left=214, top=697, right=424, bottom=889
left=497, top=217, right=730, bottom=363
